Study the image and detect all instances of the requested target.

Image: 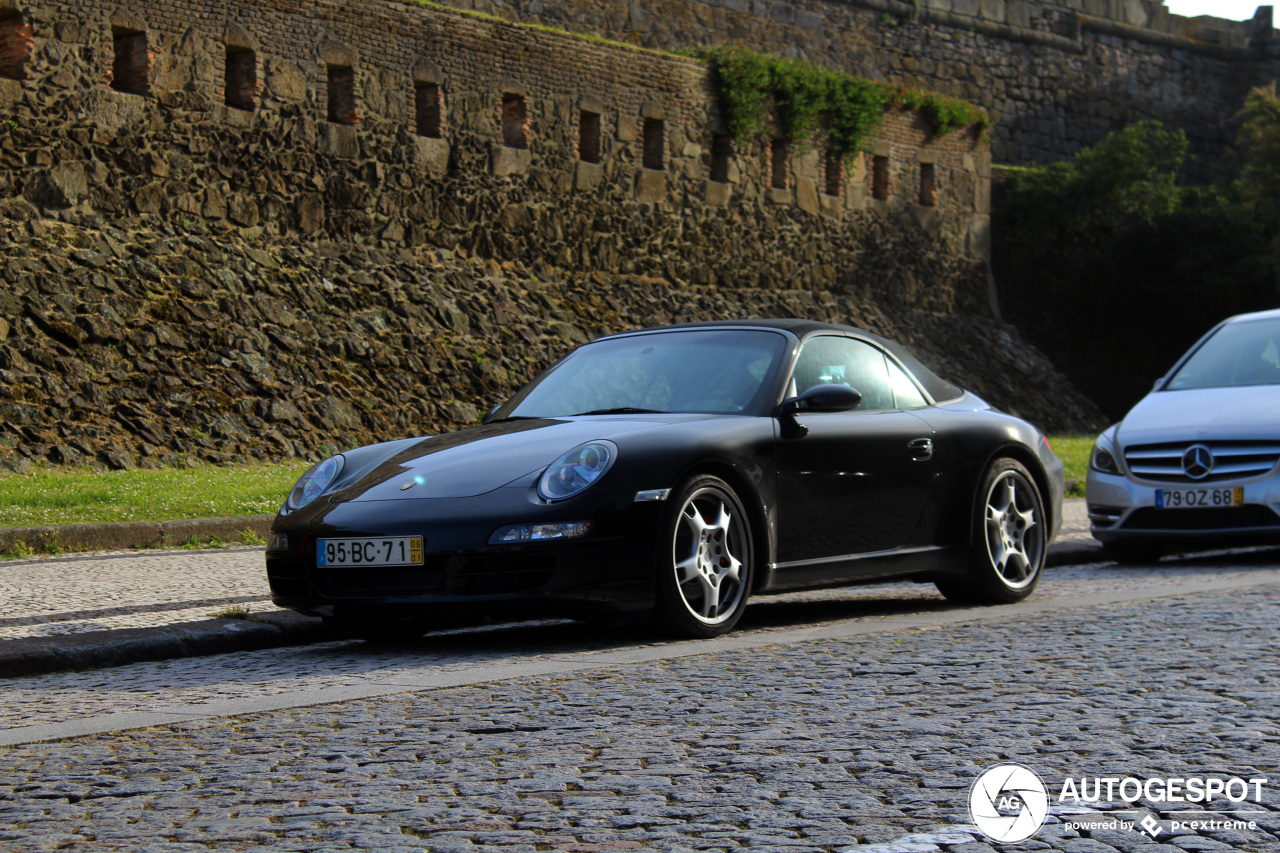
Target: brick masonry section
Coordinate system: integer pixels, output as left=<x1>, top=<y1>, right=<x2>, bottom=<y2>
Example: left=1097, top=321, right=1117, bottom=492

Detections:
left=0, top=0, right=991, bottom=277
left=436, top=0, right=1280, bottom=180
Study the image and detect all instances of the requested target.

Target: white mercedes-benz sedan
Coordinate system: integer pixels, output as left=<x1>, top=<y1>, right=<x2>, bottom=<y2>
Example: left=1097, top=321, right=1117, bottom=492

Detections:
left=1087, top=308, right=1280, bottom=562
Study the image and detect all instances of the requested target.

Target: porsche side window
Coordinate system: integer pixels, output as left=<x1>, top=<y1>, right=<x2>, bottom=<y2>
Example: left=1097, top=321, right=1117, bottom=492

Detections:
left=887, top=360, right=928, bottom=409
left=792, top=337, right=894, bottom=410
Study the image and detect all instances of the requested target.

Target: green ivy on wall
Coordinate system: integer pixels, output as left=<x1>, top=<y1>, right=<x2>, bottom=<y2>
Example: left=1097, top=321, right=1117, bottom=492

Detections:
left=889, top=86, right=989, bottom=139
left=688, top=46, right=989, bottom=159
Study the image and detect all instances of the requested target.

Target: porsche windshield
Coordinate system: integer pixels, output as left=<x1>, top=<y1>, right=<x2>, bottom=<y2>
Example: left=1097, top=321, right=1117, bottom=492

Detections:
left=1166, top=317, right=1280, bottom=391
left=503, top=329, right=789, bottom=417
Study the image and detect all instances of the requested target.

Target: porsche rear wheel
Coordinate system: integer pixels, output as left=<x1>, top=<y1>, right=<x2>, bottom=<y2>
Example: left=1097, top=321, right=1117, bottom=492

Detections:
left=650, top=475, right=754, bottom=638
left=937, top=458, right=1045, bottom=604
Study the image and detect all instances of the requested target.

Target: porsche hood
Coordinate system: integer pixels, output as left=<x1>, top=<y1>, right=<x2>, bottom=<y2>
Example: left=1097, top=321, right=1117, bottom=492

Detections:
left=330, top=417, right=673, bottom=501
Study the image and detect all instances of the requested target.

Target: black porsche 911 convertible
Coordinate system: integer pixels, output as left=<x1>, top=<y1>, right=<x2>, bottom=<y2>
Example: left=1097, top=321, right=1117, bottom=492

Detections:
left=266, top=320, right=1064, bottom=639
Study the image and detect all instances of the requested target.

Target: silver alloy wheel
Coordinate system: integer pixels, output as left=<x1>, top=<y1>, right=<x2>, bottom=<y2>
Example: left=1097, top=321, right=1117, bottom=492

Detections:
left=672, top=485, right=749, bottom=625
left=982, top=469, right=1044, bottom=589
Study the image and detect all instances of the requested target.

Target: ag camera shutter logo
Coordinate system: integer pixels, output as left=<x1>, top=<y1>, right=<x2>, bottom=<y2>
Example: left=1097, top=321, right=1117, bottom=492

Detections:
left=969, top=764, right=1050, bottom=842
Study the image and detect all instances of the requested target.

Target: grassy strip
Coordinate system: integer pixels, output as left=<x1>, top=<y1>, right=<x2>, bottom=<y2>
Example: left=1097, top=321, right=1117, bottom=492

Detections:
left=0, top=435, right=1095, bottom=530
left=1052, top=435, right=1093, bottom=497
left=0, top=462, right=310, bottom=528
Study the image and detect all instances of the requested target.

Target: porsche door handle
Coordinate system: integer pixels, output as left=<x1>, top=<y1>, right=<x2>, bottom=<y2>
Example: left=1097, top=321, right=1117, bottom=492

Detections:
left=908, top=438, right=933, bottom=461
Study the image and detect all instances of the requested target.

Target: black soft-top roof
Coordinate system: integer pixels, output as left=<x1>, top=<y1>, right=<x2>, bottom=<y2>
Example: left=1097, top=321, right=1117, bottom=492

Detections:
left=601, top=319, right=964, bottom=404
left=613, top=318, right=858, bottom=339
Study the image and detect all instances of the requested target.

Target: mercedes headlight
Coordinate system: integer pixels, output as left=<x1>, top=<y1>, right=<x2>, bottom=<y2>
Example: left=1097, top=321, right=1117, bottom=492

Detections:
left=286, top=455, right=345, bottom=512
left=538, top=441, right=616, bottom=502
left=1090, top=432, right=1121, bottom=475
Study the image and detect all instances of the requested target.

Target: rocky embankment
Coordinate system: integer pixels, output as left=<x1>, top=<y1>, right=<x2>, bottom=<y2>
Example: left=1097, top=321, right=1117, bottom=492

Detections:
left=0, top=202, right=1104, bottom=474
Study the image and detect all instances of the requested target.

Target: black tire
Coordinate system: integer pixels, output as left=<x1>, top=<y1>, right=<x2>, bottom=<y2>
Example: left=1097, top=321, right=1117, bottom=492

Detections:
left=1102, top=540, right=1165, bottom=564
left=649, top=475, right=755, bottom=638
left=937, top=458, right=1046, bottom=604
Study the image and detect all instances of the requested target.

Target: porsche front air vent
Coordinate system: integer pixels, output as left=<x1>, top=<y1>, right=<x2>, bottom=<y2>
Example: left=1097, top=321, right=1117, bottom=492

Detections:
left=266, top=556, right=312, bottom=600
left=1123, top=441, right=1280, bottom=484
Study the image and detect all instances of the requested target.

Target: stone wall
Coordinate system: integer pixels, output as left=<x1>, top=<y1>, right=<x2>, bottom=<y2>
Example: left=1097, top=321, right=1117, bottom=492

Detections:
left=0, top=211, right=1102, bottom=474
left=430, top=0, right=1280, bottom=174
left=0, top=0, right=1107, bottom=475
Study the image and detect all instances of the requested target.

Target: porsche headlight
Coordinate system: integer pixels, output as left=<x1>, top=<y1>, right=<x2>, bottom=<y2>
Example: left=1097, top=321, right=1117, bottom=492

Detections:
left=286, top=455, right=345, bottom=512
left=538, top=441, right=616, bottom=502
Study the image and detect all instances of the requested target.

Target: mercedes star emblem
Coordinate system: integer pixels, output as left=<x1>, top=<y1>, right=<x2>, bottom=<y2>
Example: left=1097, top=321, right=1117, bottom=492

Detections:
left=1182, top=444, right=1214, bottom=480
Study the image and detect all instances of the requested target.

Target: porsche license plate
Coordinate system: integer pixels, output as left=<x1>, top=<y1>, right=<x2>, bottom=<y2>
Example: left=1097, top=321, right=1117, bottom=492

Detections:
left=1155, top=487, right=1243, bottom=509
left=317, top=536, right=424, bottom=567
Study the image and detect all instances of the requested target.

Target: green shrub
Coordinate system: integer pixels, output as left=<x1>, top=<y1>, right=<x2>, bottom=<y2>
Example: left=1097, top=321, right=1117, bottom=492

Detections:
left=688, top=46, right=985, bottom=160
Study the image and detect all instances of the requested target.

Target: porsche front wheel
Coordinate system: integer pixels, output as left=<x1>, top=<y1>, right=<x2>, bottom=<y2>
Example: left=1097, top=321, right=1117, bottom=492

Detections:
left=650, top=476, right=754, bottom=638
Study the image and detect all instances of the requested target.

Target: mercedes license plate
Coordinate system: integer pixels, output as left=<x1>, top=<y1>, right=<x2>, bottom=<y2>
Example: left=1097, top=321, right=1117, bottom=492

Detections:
left=1155, top=487, right=1243, bottom=510
left=317, top=536, right=424, bottom=567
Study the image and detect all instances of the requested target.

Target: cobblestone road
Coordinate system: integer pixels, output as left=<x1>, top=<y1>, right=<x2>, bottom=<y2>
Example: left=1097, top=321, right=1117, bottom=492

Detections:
left=1, top=548, right=1277, bottom=852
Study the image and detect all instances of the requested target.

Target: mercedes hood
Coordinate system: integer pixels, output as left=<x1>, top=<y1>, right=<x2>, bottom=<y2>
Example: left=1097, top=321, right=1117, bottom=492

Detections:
left=1116, top=386, right=1280, bottom=446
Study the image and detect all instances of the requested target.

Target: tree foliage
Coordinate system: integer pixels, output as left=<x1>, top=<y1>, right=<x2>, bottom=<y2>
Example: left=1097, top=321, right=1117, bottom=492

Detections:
left=995, top=119, right=1277, bottom=419
left=1234, top=83, right=1280, bottom=241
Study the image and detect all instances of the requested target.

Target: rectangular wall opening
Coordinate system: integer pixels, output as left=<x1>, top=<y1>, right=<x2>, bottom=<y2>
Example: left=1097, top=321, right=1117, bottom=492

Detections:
left=770, top=139, right=789, bottom=189
left=710, top=134, right=732, bottom=183
left=415, top=82, right=442, bottom=138
left=642, top=118, right=664, bottom=170
left=224, top=47, right=257, bottom=111
left=502, top=93, right=528, bottom=149
left=824, top=151, right=843, bottom=196
left=111, top=28, right=150, bottom=95
left=872, top=155, right=891, bottom=200
left=918, top=162, right=938, bottom=207
left=578, top=110, right=601, bottom=163
left=0, top=12, right=34, bottom=81
left=327, top=65, right=358, bottom=124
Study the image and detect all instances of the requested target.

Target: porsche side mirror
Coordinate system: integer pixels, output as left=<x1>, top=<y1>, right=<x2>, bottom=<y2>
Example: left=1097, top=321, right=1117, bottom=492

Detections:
left=779, top=384, right=863, bottom=415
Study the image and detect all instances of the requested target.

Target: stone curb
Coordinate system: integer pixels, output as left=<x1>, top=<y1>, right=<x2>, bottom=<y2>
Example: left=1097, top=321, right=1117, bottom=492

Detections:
left=1046, top=538, right=1104, bottom=567
left=0, top=610, right=332, bottom=679
left=0, top=538, right=1106, bottom=680
left=0, top=515, right=274, bottom=554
